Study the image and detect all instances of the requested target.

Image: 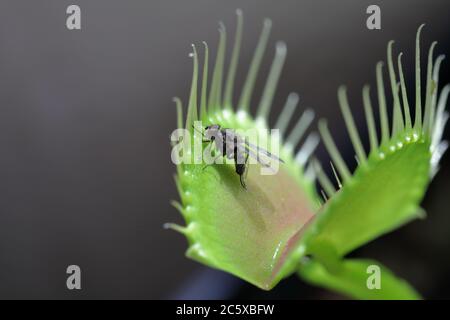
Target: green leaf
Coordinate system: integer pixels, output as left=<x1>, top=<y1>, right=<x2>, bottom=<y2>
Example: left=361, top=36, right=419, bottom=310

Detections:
left=298, top=257, right=421, bottom=300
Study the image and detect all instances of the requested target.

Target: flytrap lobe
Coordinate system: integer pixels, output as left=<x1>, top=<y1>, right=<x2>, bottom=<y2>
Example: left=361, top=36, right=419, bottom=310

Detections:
left=168, top=10, right=321, bottom=290
left=301, top=24, right=449, bottom=257
left=297, top=24, right=448, bottom=299
left=168, top=10, right=449, bottom=298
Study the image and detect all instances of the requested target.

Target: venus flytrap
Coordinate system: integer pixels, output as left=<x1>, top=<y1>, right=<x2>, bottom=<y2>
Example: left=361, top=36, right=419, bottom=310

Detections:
left=168, top=11, right=320, bottom=290
left=168, top=12, right=449, bottom=299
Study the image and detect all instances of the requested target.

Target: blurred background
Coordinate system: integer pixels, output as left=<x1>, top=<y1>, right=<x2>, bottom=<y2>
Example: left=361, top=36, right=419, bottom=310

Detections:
left=0, top=0, right=449, bottom=299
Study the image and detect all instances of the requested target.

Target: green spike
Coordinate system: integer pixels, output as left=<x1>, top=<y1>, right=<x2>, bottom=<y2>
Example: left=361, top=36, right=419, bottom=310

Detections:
left=394, top=82, right=404, bottom=134
left=275, top=93, right=299, bottom=137
left=376, top=62, right=390, bottom=143
left=435, top=85, right=450, bottom=141
left=286, top=109, right=314, bottom=150
left=223, top=9, right=243, bottom=110
left=295, top=133, right=320, bottom=166
left=200, top=42, right=209, bottom=120
left=208, top=23, right=226, bottom=112
left=312, top=158, right=336, bottom=198
left=430, top=55, right=445, bottom=129
left=186, top=45, right=199, bottom=131
left=174, top=175, right=184, bottom=201
left=338, top=86, right=367, bottom=163
left=397, top=53, right=412, bottom=129
left=436, top=85, right=450, bottom=121
left=172, top=97, right=184, bottom=168
left=170, top=200, right=185, bottom=216
left=318, top=119, right=351, bottom=183
left=173, top=97, right=183, bottom=130
left=362, top=85, right=378, bottom=153
left=238, top=19, right=272, bottom=112
left=256, top=42, right=287, bottom=121
left=395, top=70, right=405, bottom=134
left=320, top=190, right=328, bottom=202
left=387, top=41, right=404, bottom=136
left=303, top=160, right=316, bottom=182
left=163, top=223, right=188, bottom=235
left=423, top=41, right=437, bottom=135
left=415, top=24, right=425, bottom=131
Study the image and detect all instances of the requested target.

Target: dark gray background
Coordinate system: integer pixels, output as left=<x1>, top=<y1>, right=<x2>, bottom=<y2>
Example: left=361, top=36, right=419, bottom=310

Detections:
left=0, top=0, right=449, bottom=299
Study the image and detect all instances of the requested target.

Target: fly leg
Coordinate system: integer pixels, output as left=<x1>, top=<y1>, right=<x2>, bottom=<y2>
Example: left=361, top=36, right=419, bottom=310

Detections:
left=239, top=153, right=250, bottom=190
left=235, top=147, right=249, bottom=190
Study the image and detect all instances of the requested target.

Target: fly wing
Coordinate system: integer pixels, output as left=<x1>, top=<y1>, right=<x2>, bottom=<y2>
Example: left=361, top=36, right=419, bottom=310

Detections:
left=223, top=130, right=245, bottom=158
left=224, top=130, right=244, bottom=145
left=243, top=146, right=277, bottom=174
left=244, top=140, right=285, bottom=163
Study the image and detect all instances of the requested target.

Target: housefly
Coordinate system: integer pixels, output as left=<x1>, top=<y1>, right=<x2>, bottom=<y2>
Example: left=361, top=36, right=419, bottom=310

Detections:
left=195, top=124, right=284, bottom=189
